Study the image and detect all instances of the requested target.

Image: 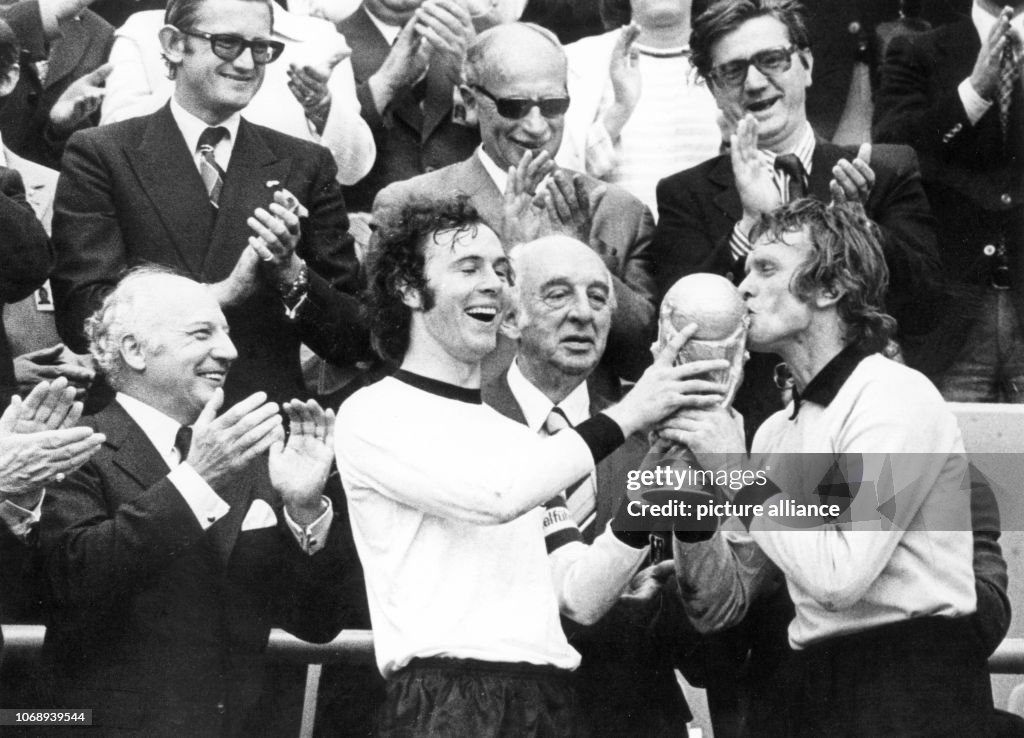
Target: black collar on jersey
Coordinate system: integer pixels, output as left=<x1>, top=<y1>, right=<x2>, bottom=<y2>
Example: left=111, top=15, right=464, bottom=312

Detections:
left=790, top=343, right=874, bottom=419
left=393, top=369, right=482, bottom=405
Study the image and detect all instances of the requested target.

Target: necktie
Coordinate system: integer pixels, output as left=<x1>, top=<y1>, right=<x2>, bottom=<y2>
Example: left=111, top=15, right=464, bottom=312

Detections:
left=174, top=425, right=193, bottom=464
left=774, top=153, right=807, bottom=203
left=999, top=36, right=1022, bottom=145
left=543, top=407, right=596, bottom=537
left=197, top=126, right=228, bottom=207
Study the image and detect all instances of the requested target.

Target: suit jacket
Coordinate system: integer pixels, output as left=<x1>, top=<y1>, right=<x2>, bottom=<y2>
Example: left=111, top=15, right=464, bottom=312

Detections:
left=51, top=104, right=371, bottom=407
left=874, top=17, right=1024, bottom=331
left=0, top=1, right=47, bottom=61
left=653, top=140, right=942, bottom=432
left=0, top=168, right=53, bottom=406
left=482, top=371, right=700, bottom=736
left=37, top=401, right=360, bottom=735
left=338, top=5, right=480, bottom=213
left=2, top=148, right=61, bottom=359
left=375, top=152, right=659, bottom=393
left=0, top=10, right=113, bottom=171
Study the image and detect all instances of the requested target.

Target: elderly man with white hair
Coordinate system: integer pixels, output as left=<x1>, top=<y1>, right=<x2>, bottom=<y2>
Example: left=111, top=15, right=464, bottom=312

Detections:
left=483, top=234, right=703, bottom=737
left=38, top=267, right=358, bottom=735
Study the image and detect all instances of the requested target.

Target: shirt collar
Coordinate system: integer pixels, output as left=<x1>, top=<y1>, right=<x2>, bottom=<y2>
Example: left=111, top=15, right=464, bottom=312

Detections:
left=973, top=3, right=1024, bottom=44
left=169, top=96, right=241, bottom=158
left=0, top=131, right=7, bottom=167
left=392, top=369, right=482, bottom=404
left=506, top=358, right=591, bottom=432
left=365, top=8, right=402, bottom=46
left=789, top=343, right=873, bottom=419
left=116, top=392, right=186, bottom=465
left=477, top=146, right=508, bottom=194
left=760, top=121, right=816, bottom=174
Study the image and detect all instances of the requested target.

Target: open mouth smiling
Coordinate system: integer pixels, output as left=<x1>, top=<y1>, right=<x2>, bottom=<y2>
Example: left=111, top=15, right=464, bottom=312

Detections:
left=466, top=306, right=499, bottom=323
left=746, top=96, right=780, bottom=114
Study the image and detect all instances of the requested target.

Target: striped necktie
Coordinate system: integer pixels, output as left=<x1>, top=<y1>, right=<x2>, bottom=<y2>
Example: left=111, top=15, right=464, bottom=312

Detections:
left=999, top=36, right=1022, bottom=146
left=544, top=407, right=596, bottom=537
left=197, top=126, right=228, bottom=207
left=773, top=153, right=807, bottom=203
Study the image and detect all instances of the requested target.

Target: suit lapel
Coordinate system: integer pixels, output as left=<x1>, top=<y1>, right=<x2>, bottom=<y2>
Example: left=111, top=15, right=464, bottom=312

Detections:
left=808, top=141, right=847, bottom=199
left=463, top=154, right=505, bottom=228
left=124, top=105, right=215, bottom=275
left=100, top=402, right=254, bottom=567
left=420, top=56, right=457, bottom=139
left=482, top=371, right=529, bottom=426
left=99, top=404, right=175, bottom=492
left=709, top=156, right=743, bottom=221
left=203, top=119, right=291, bottom=280
left=44, top=24, right=89, bottom=90
left=344, top=8, right=391, bottom=85
left=588, top=395, right=620, bottom=536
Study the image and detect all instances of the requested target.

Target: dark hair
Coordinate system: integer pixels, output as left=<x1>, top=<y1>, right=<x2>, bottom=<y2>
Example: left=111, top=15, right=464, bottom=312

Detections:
left=750, top=198, right=896, bottom=353
left=162, top=0, right=274, bottom=77
left=367, top=196, right=485, bottom=363
left=690, top=0, right=810, bottom=81
left=0, top=20, right=19, bottom=78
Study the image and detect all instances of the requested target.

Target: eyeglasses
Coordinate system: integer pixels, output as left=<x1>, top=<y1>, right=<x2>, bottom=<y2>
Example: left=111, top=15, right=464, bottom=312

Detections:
left=708, top=45, right=799, bottom=88
left=471, top=85, right=570, bottom=119
left=180, top=29, right=285, bottom=65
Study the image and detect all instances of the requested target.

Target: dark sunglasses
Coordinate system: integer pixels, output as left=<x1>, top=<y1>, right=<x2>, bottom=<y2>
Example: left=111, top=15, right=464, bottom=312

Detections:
left=471, top=85, right=570, bottom=119
left=708, top=45, right=799, bottom=88
left=180, top=29, right=285, bottom=65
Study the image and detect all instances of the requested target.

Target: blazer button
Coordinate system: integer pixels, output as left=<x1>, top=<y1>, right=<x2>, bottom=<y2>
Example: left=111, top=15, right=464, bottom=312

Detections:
left=983, top=244, right=996, bottom=256
left=216, top=701, right=226, bottom=714
left=1001, top=193, right=1013, bottom=206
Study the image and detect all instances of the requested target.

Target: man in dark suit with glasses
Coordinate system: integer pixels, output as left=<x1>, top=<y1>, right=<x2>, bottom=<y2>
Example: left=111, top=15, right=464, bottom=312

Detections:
left=51, top=0, right=371, bottom=411
left=652, top=0, right=942, bottom=436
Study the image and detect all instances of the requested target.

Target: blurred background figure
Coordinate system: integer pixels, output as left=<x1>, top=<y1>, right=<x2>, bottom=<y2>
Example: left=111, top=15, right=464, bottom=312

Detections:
left=560, top=0, right=722, bottom=216
left=0, top=0, right=113, bottom=171
left=874, top=0, right=1024, bottom=403
left=336, top=0, right=482, bottom=217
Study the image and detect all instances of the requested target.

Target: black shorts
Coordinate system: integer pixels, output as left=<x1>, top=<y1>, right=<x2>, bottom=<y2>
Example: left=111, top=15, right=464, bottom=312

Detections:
left=377, top=657, right=589, bottom=738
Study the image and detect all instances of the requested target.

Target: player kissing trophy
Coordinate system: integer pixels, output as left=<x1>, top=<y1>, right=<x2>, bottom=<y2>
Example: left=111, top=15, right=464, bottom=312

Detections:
left=638, top=274, right=749, bottom=531
left=657, top=272, right=749, bottom=416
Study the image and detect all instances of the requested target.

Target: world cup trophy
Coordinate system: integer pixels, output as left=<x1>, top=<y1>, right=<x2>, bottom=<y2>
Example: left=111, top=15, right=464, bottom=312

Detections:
left=617, top=273, right=751, bottom=540
left=656, top=273, right=749, bottom=413
left=645, top=274, right=749, bottom=531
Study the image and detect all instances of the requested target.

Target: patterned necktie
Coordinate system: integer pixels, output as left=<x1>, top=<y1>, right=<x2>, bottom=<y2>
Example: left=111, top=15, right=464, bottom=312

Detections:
left=197, top=126, right=228, bottom=207
left=774, top=153, right=807, bottom=203
left=544, top=407, right=596, bottom=537
left=999, top=35, right=1022, bottom=145
left=174, top=425, right=193, bottom=464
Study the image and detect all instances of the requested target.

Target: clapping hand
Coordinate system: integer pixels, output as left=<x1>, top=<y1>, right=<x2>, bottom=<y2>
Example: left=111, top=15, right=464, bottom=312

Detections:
left=731, top=115, right=781, bottom=228
left=829, top=143, right=874, bottom=205
left=14, top=344, right=95, bottom=397
left=269, top=399, right=335, bottom=524
left=0, top=378, right=105, bottom=501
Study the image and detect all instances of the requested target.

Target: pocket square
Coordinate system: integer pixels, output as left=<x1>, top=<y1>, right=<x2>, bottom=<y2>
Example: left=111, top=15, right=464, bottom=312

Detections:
left=241, top=499, right=278, bottom=531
